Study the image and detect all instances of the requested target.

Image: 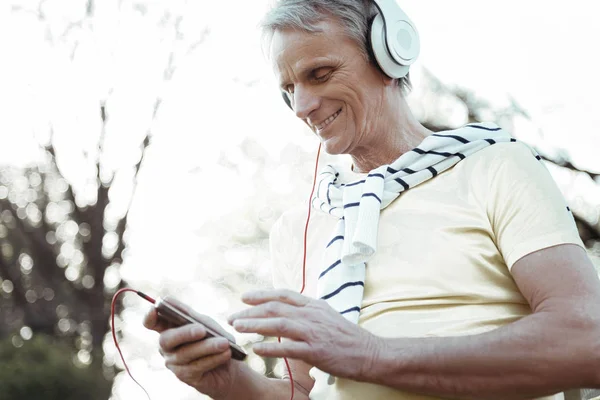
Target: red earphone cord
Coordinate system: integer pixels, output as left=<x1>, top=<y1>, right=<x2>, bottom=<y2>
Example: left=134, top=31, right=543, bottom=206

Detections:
left=279, top=142, right=322, bottom=399
left=111, top=288, right=155, bottom=400
left=111, top=143, right=322, bottom=400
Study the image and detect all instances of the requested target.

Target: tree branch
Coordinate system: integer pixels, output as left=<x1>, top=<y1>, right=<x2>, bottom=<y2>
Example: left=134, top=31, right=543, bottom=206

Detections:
left=539, top=155, right=599, bottom=182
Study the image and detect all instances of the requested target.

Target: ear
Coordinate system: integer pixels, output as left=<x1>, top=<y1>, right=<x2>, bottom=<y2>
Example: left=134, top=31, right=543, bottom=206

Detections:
left=383, top=76, right=397, bottom=87
left=378, top=72, right=396, bottom=87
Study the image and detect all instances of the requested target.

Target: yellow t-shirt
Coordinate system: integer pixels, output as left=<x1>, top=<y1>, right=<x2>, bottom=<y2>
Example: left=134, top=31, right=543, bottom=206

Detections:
left=269, top=142, right=585, bottom=400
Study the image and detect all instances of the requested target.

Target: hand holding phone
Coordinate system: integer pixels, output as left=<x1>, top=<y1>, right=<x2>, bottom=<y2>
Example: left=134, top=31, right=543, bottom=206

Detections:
left=154, top=296, right=247, bottom=361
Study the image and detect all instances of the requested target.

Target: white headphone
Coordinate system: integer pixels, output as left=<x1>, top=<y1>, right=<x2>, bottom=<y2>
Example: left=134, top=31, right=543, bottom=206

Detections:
left=281, top=0, right=420, bottom=109
left=370, top=0, right=420, bottom=79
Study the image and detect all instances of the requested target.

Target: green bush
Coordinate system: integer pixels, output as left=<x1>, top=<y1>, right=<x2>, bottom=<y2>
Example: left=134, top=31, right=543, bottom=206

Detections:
left=0, top=334, right=112, bottom=400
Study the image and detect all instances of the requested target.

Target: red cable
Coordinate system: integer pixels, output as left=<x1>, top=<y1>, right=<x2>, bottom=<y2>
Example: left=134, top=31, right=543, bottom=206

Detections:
left=280, top=143, right=322, bottom=400
left=111, top=288, right=155, bottom=400
left=300, top=143, right=322, bottom=295
left=114, top=144, right=323, bottom=400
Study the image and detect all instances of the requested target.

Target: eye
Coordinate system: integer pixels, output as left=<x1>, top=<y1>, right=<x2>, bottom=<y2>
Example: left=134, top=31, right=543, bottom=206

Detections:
left=313, top=67, right=332, bottom=82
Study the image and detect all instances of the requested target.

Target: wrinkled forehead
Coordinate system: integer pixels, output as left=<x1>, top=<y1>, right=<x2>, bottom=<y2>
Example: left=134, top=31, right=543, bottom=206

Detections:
left=268, top=21, right=355, bottom=80
left=270, top=29, right=325, bottom=67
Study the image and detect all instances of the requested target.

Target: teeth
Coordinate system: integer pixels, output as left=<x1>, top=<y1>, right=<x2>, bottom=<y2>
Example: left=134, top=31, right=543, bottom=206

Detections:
left=316, top=110, right=341, bottom=131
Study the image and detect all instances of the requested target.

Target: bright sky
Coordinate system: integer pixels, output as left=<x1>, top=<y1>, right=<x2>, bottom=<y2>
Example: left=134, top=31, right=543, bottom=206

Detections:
left=1, top=1, right=600, bottom=399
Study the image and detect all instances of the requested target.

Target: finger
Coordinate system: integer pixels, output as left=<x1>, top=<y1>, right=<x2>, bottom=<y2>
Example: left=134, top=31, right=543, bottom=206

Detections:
left=240, top=289, right=310, bottom=307
left=163, top=296, right=235, bottom=341
left=159, top=324, right=208, bottom=352
left=164, top=337, right=231, bottom=366
left=232, top=317, right=306, bottom=340
left=228, top=301, right=300, bottom=323
left=143, top=308, right=174, bottom=333
left=252, top=340, right=310, bottom=359
left=143, top=308, right=159, bottom=330
left=167, top=349, right=232, bottom=379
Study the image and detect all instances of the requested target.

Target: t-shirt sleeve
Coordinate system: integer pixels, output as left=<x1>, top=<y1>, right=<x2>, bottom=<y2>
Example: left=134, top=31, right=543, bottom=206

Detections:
left=485, top=142, right=585, bottom=270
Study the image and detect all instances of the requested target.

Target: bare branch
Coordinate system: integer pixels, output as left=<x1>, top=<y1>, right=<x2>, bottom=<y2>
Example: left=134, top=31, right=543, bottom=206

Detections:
left=539, top=155, right=599, bottom=182
left=187, top=28, right=211, bottom=55
left=421, top=68, right=600, bottom=183
left=86, top=0, right=94, bottom=17
left=573, top=213, right=600, bottom=243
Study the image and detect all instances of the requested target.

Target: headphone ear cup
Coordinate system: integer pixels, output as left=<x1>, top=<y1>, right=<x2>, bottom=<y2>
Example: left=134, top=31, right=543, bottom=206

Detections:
left=370, top=13, right=410, bottom=79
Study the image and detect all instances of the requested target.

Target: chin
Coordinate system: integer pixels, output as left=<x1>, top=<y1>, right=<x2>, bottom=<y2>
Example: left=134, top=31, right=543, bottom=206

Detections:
left=321, top=137, right=349, bottom=156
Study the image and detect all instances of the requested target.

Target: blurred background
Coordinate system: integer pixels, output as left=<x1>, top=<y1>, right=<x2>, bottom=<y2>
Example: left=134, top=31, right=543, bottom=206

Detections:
left=0, top=0, right=599, bottom=399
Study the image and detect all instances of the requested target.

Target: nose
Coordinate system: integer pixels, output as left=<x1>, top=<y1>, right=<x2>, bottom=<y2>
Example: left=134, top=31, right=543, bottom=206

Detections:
left=293, top=85, right=320, bottom=121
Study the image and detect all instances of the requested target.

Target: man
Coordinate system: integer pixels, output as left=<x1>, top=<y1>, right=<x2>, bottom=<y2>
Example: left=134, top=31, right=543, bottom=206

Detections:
left=144, top=1, right=600, bottom=399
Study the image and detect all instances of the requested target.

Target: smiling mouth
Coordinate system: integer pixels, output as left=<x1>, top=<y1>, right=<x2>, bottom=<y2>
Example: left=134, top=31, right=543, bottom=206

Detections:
left=315, top=109, right=342, bottom=132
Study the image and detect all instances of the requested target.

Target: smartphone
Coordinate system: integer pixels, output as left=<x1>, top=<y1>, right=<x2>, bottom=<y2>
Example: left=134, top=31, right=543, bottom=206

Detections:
left=154, top=297, right=247, bottom=361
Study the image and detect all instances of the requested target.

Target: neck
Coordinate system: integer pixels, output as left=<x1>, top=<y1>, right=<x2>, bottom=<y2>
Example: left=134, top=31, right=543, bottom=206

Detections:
left=350, top=96, right=431, bottom=173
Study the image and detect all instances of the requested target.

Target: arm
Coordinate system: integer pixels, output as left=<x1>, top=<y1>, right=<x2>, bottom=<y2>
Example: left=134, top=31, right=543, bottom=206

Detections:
left=228, top=244, right=600, bottom=399
left=365, top=244, right=600, bottom=399
left=222, top=361, right=311, bottom=400
left=224, top=358, right=312, bottom=400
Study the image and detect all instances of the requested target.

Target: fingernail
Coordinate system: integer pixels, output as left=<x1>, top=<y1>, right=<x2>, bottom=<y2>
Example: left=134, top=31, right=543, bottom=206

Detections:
left=233, top=320, right=246, bottom=331
left=242, top=291, right=258, bottom=300
left=217, top=339, right=229, bottom=350
left=253, top=343, right=264, bottom=352
left=192, top=326, right=205, bottom=337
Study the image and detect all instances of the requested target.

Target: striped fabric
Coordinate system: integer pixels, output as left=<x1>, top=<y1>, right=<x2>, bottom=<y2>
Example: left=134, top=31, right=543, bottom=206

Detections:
left=312, top=122, right=519, bottom=325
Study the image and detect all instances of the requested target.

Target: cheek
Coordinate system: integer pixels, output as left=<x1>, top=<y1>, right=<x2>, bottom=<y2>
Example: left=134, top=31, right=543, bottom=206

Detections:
left=344, top=96, right=367, bottom=133
left=358, top=86, right=385, bottom=121
left=336, top=87, right=363, bottom=122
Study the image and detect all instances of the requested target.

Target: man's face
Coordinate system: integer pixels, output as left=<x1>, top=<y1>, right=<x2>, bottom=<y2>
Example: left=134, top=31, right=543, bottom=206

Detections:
left=271, top=19, right=391, bottom=155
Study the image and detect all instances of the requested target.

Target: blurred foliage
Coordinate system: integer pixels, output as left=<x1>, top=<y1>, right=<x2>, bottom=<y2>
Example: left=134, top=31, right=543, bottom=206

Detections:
left=0, top=131, right=149, bottom=388
left=0, top=334, right=111, bottom=400
left=1, top=0, right=183, bottom=395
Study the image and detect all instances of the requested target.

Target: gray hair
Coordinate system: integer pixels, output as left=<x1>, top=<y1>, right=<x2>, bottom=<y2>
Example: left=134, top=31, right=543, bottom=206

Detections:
left=260, top=0, right=412, bottom=94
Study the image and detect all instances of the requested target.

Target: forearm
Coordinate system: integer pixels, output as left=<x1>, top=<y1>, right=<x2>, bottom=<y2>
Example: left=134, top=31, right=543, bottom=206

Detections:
left=364, top=312, right=600, bottom=400
left=265, top=378, right=311, bottom=400
left=224, top=362, right=309, bottom=400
